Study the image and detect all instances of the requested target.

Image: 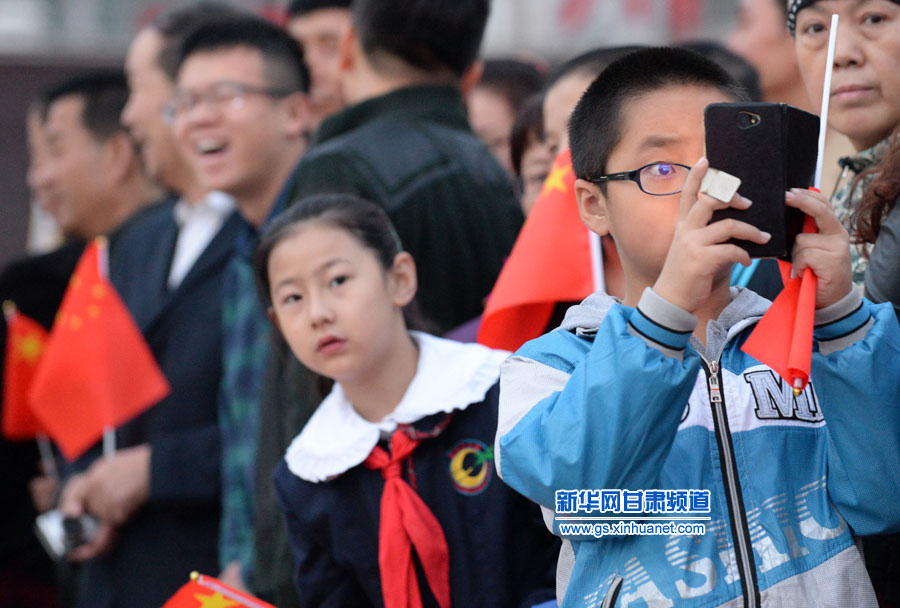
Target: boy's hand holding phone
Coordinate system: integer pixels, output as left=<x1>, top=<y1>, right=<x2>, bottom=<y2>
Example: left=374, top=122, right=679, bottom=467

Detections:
left=654, top=157, right=772, bottom=313
left=784, top=188, right=853, bottom=309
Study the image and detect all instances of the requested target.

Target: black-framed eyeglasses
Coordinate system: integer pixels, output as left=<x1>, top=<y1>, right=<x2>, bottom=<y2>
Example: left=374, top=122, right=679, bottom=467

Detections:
left=164, top=80, right=295, bottom=123
left=587, top=162, right=692, bottom=196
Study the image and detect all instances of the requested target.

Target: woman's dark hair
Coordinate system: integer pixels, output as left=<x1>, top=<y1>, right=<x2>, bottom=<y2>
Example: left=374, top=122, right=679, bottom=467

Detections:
left=851, top=128, right=900, bottom=254
left=510, top=93, right=545, bottom=177
left=676, top=40, right=763, bottom=103
left=477, top=59, right=545, bottom=115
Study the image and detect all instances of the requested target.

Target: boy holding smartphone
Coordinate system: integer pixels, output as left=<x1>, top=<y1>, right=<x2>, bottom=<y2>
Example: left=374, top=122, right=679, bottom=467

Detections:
left=495, top=47, right=900, bottom=607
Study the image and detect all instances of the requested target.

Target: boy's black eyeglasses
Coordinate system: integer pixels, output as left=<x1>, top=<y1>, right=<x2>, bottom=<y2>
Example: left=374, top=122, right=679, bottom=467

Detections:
left=587, top=162, right=692, bottom=196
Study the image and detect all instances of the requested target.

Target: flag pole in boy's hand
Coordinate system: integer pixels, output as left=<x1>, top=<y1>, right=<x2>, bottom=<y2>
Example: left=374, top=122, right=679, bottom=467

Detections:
left=789, top=13, right=838, bottom=396
left=814, top=14, right=840, bottom=192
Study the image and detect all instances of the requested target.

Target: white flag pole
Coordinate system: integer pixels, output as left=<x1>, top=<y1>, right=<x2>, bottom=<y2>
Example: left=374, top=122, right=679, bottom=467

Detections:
left=814, top=14, right=840, bottom=191
left=588, top=230, right=605, bottom=293
left=103, top=427, right=116, bottom=457
left=95, top=236, right=116, bottom=457
left=36, top=433, right=58, bottom=480
left=795, top=13, right=839, bottom=395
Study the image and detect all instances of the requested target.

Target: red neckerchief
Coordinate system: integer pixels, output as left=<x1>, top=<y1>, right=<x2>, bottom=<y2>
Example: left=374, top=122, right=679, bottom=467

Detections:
left=364, top=429, right=451, bottom=608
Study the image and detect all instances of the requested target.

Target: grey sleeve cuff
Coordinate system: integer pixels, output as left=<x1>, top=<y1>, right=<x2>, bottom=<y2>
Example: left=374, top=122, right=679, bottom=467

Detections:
left=814, top=289, right=873, bottom=355
left=639, top=288, right=698, bottom=333
left=814, top=288, right=863, bottom=327
left=626, top=288, right=698, bottom=359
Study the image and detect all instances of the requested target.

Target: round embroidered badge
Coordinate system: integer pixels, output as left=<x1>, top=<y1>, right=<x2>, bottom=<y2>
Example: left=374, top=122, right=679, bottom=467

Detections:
left=447, top=439, right=493, bottom=495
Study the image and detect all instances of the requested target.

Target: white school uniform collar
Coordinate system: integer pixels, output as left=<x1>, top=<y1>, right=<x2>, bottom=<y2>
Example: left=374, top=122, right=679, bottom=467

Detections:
left=285, top=331, right=510, bottom=482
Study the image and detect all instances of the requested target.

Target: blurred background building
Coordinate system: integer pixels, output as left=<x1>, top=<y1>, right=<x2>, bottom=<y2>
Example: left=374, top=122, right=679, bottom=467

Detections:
left=0, top=0, right=739, bottom=267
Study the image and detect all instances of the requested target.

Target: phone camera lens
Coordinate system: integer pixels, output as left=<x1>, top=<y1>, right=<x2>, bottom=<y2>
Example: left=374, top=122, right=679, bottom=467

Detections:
left=736, top=112, right=760, bottom=129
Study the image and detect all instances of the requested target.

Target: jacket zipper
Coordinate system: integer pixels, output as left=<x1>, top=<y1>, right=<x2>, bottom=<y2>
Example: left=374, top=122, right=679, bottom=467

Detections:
left=601, top=575, right=623, bottom=608
left=703, top=358, right=760, bottom=608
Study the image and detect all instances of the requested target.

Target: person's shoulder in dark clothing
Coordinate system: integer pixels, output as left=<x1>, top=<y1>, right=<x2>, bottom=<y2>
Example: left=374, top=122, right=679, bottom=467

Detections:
left=0, top=240, right=85, bottom=329
left=288, top=85, right=518, bottom=209
left=0, top=239, right=86, bottom=608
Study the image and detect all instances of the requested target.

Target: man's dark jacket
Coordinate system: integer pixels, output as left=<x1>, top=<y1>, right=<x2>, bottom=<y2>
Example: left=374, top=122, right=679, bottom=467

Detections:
left=0, top=239, right=83, bottom=607
left=254, top=84, right=524, bottom=607
left=283, top=84, right=522, bottom=331
left=70, top=201, right=241, bottom=608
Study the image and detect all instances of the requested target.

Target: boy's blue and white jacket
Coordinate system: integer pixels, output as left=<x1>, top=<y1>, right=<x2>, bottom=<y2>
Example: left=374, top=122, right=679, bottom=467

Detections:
left=496, top=286, right=900, bottom=608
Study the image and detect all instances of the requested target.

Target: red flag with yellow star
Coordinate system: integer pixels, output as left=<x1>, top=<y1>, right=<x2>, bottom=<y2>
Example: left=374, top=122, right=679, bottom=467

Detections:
left=162, top=572, right=276, bottom=608
left=28, top=238, right=170, bottom=460
left=478, top=149, right=598, bottom=351
left=2, top=302, right=48, bottom=440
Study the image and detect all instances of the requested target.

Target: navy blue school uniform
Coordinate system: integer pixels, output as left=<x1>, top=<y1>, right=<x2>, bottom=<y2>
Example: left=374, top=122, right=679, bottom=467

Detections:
left=274, top=333, right=559, bottom=608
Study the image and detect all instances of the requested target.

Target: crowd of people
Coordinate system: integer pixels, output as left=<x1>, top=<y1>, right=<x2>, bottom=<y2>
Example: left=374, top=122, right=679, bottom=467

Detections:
left=1, top=0, right=899, bottom=607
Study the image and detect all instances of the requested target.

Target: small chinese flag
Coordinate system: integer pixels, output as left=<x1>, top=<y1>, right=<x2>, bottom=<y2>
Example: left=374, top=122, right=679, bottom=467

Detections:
left=2, top=302, right=48, bottom=440
left=478, top=149, right=597, bottom=351
left=743, top=214, right=819, bottom=394
left=162, top=572, right=276, bottom=608
left=28, top=238, right=170, bottom=460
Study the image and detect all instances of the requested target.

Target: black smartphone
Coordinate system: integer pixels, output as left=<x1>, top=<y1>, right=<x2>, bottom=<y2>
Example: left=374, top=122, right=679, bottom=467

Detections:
left=705, top=102, right=819, bottom=260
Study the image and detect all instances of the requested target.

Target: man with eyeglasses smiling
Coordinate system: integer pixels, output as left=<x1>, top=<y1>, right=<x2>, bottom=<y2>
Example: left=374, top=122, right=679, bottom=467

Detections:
left=169, top=15, right=311, bottom=598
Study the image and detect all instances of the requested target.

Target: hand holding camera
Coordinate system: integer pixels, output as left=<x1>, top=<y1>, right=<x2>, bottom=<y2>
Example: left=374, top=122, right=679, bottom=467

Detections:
left=56, top=472, right=118, bottom=562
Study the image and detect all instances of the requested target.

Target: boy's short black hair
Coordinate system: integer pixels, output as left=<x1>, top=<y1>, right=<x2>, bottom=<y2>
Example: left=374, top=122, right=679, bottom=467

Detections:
left=288, top=0, right=352, bottom=17
left=152, top=2, right=247, bottom=82
left=569, top=47, right=750, bottom=181
left=352, top=0, right=490, bottom=77
left=44, top=71, right=129, bottom=142
left=176, top=15, right=310, bottom=93
left=544, top=45, right=646, bottom=94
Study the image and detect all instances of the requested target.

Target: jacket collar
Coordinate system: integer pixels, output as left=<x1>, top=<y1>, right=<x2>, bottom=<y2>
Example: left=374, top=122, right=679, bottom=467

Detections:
left=558, top=287, right=771, bottom=359
left=838, top=137, right=891, bottom=176
left=284, top=331, right=508, bottom=482
left=314, top=85, right=470, bottom=145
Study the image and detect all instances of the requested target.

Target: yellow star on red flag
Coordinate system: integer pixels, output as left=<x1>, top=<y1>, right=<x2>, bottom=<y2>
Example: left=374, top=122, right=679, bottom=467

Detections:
left=193, top=591, right=240, bottom=608
left=161, top=572, right=276, bottom=608
left=479, top=148, right=594, bottom=351
left=540, top=162, right=571, bottom=197
left=3, top=303, right=48, bottom=440
left=14, top=331, right=44, bottom=364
